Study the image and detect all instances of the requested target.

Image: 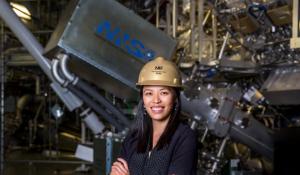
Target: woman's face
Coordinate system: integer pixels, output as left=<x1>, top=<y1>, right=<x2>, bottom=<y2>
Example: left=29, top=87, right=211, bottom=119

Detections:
left=142, top=85, right=175, bottom=122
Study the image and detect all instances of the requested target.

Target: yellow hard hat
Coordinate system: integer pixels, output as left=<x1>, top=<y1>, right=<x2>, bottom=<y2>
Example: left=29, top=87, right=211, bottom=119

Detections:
left=136, top=56, right=182, bottom=88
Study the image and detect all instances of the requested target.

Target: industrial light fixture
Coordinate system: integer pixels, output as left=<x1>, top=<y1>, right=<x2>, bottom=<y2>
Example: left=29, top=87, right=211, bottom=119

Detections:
left=10, top=2, right=32, bottom=20
left=51, top=104, right=64, bottom=119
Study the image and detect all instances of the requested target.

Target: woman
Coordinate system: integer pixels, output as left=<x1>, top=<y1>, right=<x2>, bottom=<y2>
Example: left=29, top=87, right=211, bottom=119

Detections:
left=110, top=57, right=198, bottom=175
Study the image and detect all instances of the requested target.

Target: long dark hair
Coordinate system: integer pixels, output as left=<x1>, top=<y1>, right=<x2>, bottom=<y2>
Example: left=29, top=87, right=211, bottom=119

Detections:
left=130, top=87, right=181, bottom=153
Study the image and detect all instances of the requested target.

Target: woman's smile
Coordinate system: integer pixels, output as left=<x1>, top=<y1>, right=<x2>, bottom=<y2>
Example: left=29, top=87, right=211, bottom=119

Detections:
left=151, top=106, right=164, bottom=113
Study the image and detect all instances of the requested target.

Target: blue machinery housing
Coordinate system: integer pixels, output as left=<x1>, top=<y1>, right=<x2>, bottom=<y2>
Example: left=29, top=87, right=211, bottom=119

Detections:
left=44, top=0, right=176, bottom=100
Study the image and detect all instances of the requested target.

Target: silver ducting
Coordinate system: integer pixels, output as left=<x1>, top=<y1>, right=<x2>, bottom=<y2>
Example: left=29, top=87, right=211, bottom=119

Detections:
left=181, top=84, right=273, bottom=160
left=262, top=66, right=300, bottom=105
left=81, top=109, right=105, bottom=135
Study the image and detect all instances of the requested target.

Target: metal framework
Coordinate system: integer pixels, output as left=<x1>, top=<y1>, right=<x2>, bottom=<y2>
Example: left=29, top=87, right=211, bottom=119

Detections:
left=290, top=0, right=300, bottom=48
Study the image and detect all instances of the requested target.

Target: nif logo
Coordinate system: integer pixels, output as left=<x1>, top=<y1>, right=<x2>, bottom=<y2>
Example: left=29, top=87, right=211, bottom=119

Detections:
left=155, top=66, right=163, bottom=70
left=95, top=21, right=155, bottom=61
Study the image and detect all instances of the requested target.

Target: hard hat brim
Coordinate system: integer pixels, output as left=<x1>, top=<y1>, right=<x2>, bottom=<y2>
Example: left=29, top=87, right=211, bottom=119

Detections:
left=136, top=80, right=182, bottom=88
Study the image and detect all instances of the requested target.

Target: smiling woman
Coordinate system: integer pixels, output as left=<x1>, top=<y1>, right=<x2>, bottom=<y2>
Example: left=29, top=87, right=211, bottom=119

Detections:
left=110, top=57, right=198, bottom=175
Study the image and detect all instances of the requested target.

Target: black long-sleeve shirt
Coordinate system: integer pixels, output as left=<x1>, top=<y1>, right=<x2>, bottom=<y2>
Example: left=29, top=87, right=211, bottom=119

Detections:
left=120, top=123, right=198, bottom=175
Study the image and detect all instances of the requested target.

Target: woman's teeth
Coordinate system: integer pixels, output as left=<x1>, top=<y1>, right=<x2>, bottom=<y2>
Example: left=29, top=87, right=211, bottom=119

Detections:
left=151, top=107, right=164, bottom=113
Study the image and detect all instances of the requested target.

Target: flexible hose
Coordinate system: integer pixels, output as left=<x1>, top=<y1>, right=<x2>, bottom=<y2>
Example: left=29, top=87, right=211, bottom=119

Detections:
left=67, top=84, right=124, bottom=131
left=76, top=79, right=131, bottom=127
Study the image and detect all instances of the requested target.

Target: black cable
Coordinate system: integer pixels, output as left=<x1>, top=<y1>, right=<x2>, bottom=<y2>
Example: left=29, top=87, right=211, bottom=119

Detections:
left=67, top=84, right=124, bottom=131
left=53, top=58, right=128, bottom=131
left=75, top=79, right=131, bottom=127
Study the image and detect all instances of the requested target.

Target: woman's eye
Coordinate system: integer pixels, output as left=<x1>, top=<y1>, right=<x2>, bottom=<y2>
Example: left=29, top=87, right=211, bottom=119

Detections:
left=144, top=92, right=152, bottom=96
left=161, top=91, right=169, bottom=95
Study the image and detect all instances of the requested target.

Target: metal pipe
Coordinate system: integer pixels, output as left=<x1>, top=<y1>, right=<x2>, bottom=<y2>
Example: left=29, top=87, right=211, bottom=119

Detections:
left=230, top=118, right=273, bottom=160
left=202, top=10, right=211, bottom=26
left=292, top=0, right=299, bottom=38
left=29, top=120, right=33, bottom=148
left=35, top=76, right=40, bottom=95
left=33, top=100, right=44, bottom=142
left=201, top=127, right=208, bottom=143
left=198, top=0, right=204, bottom=62
left=79, top=120, right=87, bottom=171
left=218, top=32, right=230, bottom=60
left=37, top=0, right=41, bottom=20
left=181, top=90, right=218, bottom=126
left=212, top=8, right=217, bottom=60
left=6, top=61, right=37, bottom=66
left=59, top=54, right=76, bottom=82
left=190, top=0, right=196, bottom=60
left=47, top=87, right=52, bottom=156
left=211, top=136, right=229, bottom=173
left=0, top=20, right=4, bottom=175
left=51, top=59, right=66, bottom=85
left=172, top=0, right=177, bottom=38
left=30, top=30, right=53, bottom=34
left=81, top=119, right=86, bottom=144
left=106, top=132, right=113, bottom=175
left=166, top=3, right=171, bottom=35
left=81, top=109, right=105, bottom=135
left=156, top=0, right=160, bottom=28
left=3, top=47, right=26, bottom=55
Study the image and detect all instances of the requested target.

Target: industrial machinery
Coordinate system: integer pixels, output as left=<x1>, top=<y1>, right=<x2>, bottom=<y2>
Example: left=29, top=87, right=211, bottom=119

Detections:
left=1, top=0, right=300, bottom=174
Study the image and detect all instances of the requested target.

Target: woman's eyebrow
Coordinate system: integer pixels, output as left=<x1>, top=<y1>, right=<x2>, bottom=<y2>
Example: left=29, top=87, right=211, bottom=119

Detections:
left=159, top=88, right=170, bottom=91
left=143, top=89, right=153, bottom=92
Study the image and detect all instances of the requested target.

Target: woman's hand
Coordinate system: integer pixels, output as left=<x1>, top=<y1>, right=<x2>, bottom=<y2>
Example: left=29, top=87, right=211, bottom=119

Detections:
left=110, top=158, right=130, bottom=175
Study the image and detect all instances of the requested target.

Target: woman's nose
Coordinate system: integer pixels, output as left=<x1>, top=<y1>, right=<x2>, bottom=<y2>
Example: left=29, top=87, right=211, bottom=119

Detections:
left=152, top=93, right=161, bottom=103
